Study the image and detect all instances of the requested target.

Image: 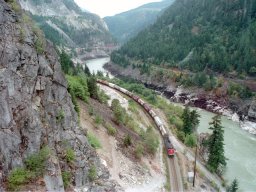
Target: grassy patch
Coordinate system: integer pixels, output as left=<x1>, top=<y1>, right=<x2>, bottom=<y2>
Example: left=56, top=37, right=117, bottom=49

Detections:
left=8, top=147, right=50, bottom=190
left=65, top=148, right=75, bottom=164
left=105, top=123, right=117, bottom=136
left=62, top=171, right=71, bottom=189
left=88, top=165, right=97, bottom=181
left=87, top=132, right=101, bottom=149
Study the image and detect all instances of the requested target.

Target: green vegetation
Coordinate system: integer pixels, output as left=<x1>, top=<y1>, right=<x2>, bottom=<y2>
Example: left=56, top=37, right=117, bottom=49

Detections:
left=65, top=148, right=75, bottom=164
left=94, top=114, right=103, bottom=125
left=62, top=171, right=71, bottom=189
left=207, top=115, right=226, bottom=174
left=56, top=109, right=65, bottom=123
left=184, top=134, right=197, bottom=148
left=88, top=165, right=97, bottom=181
left=134, top=144, right=144, bottom=159
left=143, top=126, right=159, bottom=155
left=8, top=147, right=50, bottom=190
left=123, top=134, right=132, bottom=147
left=104, top=0, right=174, bottom=43
left=227, top=179, right=239, bottom=192
left=112, top=0, right=256, bottom=76
left=7, top=168, right=32, bottom=191
left=111, top=99, right=125, bottom=124
left=228, top=82, right=253, bottom=99
left=24, top=147, right=50, bottom=175
left=181, top=106, right=200, bottom=135
left=105, top=122, right=117, bottom=136
left=66, top=75, right=89, bottom=102
left=87, top=132, right=102, bottom=149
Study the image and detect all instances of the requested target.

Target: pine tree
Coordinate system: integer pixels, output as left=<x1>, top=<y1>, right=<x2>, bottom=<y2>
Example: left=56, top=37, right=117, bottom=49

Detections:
left=181, top=106, right=192, bottom=135
left=181, top=107, right=200, bottom=135
left=227, top=179, right=239, bottom=192
left=87, top=75, right=98, bottom=99
left=207, top=115, right=226, bottom=174
left=190, top=110, right=200, bottom=131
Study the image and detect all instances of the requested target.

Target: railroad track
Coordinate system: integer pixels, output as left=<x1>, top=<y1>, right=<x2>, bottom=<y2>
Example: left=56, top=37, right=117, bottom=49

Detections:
left=97, top=80, right=183, bottom=192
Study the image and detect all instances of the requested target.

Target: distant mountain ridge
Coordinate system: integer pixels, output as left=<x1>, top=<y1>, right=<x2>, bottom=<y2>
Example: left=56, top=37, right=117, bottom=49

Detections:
left=19, top=0, right=114, bottom=48
left=112, top=0, right=256, bottom=75
left=104, top=0, right=175, bottom=43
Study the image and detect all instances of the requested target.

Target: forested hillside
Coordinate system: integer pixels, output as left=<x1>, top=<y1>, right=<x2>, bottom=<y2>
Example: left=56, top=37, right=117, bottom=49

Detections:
left=104, top=0, right=174, bottom=43
left=112, top=0, right=256, bottom=75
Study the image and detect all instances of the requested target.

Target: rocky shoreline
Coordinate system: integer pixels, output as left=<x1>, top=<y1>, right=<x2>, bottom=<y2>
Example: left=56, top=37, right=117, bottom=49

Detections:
left=104, top=62, right=256, bottom=135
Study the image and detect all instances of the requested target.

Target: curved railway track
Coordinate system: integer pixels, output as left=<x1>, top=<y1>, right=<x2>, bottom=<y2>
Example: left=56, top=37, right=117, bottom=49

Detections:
left=97, top=80, right=183, bottom=192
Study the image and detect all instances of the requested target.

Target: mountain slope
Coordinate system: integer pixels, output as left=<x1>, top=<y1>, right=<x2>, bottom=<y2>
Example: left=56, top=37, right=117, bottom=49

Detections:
left=104, top=0, right=175, bottom=43
left=19, top=0, right=113, bottom=48
left=112, top=0, right=256, bottom=75
left=0, top=0, right=119, bottom=190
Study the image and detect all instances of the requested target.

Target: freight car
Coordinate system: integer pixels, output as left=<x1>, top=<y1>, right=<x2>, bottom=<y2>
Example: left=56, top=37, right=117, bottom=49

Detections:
left=96, top=79, right=176, bottom=157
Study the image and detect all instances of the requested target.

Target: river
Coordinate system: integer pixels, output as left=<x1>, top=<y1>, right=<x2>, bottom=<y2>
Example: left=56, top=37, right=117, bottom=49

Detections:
left=86, top=58, right=256, bottom=191
left=196, top=109, right=256, bottom=191
left=85, top=57, right=113, bottom=78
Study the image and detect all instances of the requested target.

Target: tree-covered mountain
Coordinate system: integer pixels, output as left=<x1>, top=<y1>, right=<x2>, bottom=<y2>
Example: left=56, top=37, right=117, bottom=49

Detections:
left=104, top=0, right=175, bottom=43
left=19, top=0, right=114, bottom=48
left=112, top=0, right=256, bottom=76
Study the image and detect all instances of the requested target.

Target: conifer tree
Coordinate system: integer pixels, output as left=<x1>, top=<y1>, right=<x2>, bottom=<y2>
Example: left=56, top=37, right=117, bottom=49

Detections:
left=227, top=179, right=239, bottom=192
left=207, top=115, right=226, bottom=173
left=181, top=106, right=192, bottom=135
left=87, top=75, right=98, bottom=99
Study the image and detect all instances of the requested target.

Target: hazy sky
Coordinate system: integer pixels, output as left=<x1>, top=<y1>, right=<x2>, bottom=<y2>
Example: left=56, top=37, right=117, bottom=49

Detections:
left=74, top=0, right=162, bottom=17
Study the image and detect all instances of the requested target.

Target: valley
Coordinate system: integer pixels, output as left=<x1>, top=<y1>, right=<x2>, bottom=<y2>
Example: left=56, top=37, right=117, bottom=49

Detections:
left=1, top=0, right=255, bottom=191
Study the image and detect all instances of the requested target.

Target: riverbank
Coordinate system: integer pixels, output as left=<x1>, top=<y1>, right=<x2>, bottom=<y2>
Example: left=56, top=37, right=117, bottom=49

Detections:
left=104, top=62, right=256, bottom=135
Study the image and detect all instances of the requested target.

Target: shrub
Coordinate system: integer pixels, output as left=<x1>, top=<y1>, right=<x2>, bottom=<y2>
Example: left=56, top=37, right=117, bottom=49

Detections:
left=177, top=131, right=186, bottom=142
left=184, top=134, right=197, bottom=147
left=123, top=134, right=132, bottom=147
left=88, top=105, right=94, bottom=116
left=62, top=171, right=71, bottom=189
left=66, top=75, right=89, bottom=102
left=135, top=144, right=144, bottom=159
left=94, top=114, right=103, bottom=125
left=87, top=132, right=101, bottom=149
left=25, top=146, right=50, bottom=176
left=88, top=165, right=97, bottom=181
left=144, top=126, right=159, bottom=155
left=56, top=109, right=65, bottom=123
left=106, top=123, right=117, bottom=136
left=8, top=168, right=32, bottom=190
left=65, top=148, right=75, bottom=163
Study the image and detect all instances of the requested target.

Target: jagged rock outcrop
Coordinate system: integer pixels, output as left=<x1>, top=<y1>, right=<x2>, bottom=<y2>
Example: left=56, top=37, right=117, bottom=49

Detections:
left=0, top=1, right=120, bottom=191
left=248, top=100, right=256, bottom=121
left=18, top=0, right=114, bottom=51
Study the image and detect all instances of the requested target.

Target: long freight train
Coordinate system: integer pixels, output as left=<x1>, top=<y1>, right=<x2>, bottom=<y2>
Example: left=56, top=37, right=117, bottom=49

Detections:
left=97, top=79, right=175, bottom=157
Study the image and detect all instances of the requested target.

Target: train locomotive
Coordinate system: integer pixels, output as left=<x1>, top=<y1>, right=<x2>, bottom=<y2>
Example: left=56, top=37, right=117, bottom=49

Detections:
left=97, top=79, right=176, bottom=157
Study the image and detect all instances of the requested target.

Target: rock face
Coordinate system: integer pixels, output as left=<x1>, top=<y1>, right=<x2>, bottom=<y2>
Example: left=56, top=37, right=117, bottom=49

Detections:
left=248, top=100, right=256, bottom=121
left=18, top=0, right=113, bottom=49
left=0, top=1, right=120, bottom=191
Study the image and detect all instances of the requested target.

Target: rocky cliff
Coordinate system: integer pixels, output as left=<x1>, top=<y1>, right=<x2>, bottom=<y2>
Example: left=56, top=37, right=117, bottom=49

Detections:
left=0, top=1, right=120, bottom=191
left=18, top=0, right=114, bottom=49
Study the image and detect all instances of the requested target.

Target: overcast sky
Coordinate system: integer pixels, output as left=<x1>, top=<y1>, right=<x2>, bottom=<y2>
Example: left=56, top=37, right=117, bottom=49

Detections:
left=74, top=0, right=162, bottom=17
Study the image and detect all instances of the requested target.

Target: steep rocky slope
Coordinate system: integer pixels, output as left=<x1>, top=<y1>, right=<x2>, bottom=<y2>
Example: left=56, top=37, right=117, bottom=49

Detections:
left=104, top=0, right=175, bottom=43
left=0, top=0, right=120, bottom=191
left=18, top=0, right=114, bottom=49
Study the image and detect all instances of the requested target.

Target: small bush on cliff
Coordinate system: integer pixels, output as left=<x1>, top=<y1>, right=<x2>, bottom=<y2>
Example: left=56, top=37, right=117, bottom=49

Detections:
left=8, top=147, right=50, bottom=190
left=65, top=148, right=75, bottom=164
left=8, top=168, right=32, bottom=190
left=106, top=123, right=117, bottom=136
left=62, top=171, right=72, bottom=189
left=88, top=165, right=97, bottom=181
left=25, top=146, right=50, bottom=176
left=87, top=132, right=101, bottom=149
